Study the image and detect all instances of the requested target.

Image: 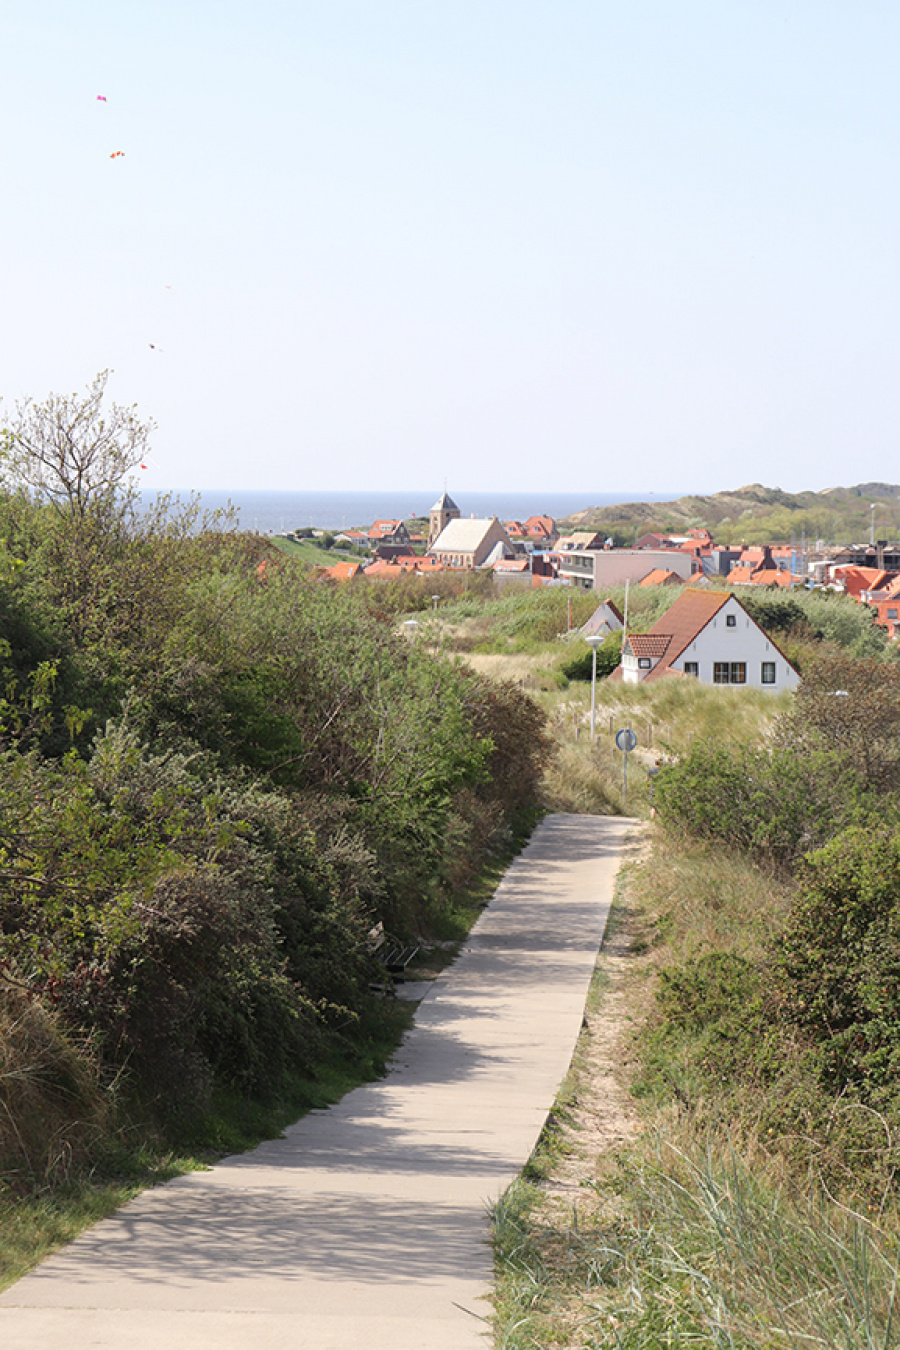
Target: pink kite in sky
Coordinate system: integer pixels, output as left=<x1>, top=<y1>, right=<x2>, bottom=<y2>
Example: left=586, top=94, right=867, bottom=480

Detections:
left=96, top=94, right=107, bottom=101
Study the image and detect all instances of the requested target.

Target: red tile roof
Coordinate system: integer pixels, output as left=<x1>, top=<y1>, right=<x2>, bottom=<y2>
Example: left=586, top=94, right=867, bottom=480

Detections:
left=628, top=633, right=673, bottom=658
left=834, top=566, right=892, bottom=597
left=630, top=591, right=732, bottom=678
left=363, top=560, right=404, bottom=576
left=325, top=560, right=364, bottom=581
left=639, top=568, right=683, bottom=587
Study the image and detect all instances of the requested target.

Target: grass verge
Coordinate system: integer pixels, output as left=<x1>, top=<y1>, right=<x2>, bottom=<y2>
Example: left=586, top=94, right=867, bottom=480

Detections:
left=491, top=833, right=900, bottom=1349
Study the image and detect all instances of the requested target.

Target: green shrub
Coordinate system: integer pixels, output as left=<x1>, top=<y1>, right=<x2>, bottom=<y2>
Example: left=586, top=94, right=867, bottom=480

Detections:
left=780, top=826, right=900, bottom=1099
left=560, top=631, right=622, bottom=681
left=654, top=740, right=863, bottom=868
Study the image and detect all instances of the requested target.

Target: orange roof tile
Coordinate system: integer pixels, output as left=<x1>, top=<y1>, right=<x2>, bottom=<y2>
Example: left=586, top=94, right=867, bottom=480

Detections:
left=639, top=591, right=731, bottom=675
left=326, top=560, right=364, bottom=581
left=363, top=559, right=404, bottom=576
left=639, top=568, right=682, bottom=587
left=628, top=633, right=673, bottom=659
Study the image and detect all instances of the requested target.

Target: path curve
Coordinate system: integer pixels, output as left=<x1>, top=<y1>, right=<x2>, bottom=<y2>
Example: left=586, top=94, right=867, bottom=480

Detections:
left=0, top=813, right=638, bottom=1349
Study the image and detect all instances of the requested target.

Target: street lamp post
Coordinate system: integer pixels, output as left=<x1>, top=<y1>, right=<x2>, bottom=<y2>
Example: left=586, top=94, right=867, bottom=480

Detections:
left=586, top=634, right=604, bottom=739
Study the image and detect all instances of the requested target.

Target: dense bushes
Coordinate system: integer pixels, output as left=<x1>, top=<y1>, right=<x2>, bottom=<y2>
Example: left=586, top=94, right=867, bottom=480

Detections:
left=781, top=827, right=900, bottom=1099
left=0, top=471, right=550, bottom=1173
left=560, top=631, right=622, bottom=681
left=638, top=634, right=900, bottom=1208
left=653, top=741, right=863, bottom=868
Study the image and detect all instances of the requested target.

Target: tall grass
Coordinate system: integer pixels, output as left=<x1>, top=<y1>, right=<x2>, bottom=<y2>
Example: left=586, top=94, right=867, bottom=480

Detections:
left=0, top=983, right=107, bottom=1187
left=493, top=1137, right=900, bottom=1349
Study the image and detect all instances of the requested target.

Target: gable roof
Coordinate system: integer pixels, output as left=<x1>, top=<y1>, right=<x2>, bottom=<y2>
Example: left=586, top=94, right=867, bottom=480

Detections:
left=622, top=591, right=731, bottom=680
left=368, top=519, right=407, bottom=539
left=867, top=573, right=900, bottom=602
left=324, top=560, right=364, bottom=581
left=623, top=589, right=800, bottom=682
left=628, top=633, right=673, bottom=659
left=429, top=517, right=505, bottom=554
left=834, top=566, right=892, bottom=597
left=639, top=568, right=682, bottom=587
left=580, top=598, right=624, bottom=635
left=557, top=531, right=603, bottom=550
left=523, top=515, right=555, bottom=537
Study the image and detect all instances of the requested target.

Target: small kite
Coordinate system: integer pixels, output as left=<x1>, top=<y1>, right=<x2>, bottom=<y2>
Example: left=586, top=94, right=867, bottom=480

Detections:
left=148, top=343, right=163, bottom=351
left=96, top=94, right=107, bottom=102
left=110, top=151, right=124, bottom=158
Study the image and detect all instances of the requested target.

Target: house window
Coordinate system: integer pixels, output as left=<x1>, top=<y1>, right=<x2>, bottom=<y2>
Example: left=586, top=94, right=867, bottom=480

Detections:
left=888, top=608, right=898, bottom=619
left=761, top=661, right=776, bottom=684
left=638, top=657, right=651, bottom=669
left=714, top=662, right=747, bottom=684
left=726, top=614, right=737, bottom=627
left=683, top=662, right=699, bottom=677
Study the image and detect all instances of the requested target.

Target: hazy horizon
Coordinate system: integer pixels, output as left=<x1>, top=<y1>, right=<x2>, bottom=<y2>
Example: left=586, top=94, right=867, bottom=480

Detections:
left=4, top=4, right=898, bottom=495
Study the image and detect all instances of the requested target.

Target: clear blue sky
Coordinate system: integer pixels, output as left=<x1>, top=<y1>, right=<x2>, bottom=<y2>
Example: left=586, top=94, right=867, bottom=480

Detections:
left=2, top=2, right=898, bottom=495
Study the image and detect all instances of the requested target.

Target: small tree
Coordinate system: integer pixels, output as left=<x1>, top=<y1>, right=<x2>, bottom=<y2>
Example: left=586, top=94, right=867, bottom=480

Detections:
left=2, top=370, right=154, bottom=520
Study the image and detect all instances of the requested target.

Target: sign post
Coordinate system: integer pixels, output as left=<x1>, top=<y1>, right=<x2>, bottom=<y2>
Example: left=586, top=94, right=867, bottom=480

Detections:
left=615, top=727, right=638, bottom=808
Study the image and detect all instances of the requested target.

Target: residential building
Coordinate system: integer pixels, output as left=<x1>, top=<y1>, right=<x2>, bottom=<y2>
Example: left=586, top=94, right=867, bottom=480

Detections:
left=613, top=591, right=799, bottom=690
left=367, top=520, right=411, bottom=547
left=860, top=575, right=900, bottom=638
left=638, top=568, right=683, bottom=587
left=579, top=599, right=624, bottom=637
left=556, top=531, right=606, bottom=552
left=557, top=549, right=693, bottom=591
left=523, top=515, right=558, bottom=546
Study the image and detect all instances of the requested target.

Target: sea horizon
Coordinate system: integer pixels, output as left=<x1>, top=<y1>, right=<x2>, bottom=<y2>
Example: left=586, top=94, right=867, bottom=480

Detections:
left=141, top=488, right=687, bottom=534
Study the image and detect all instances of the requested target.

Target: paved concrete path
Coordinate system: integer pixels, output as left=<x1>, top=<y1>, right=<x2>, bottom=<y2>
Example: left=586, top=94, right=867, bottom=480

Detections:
left=0, top=813, right=638, bottom=1349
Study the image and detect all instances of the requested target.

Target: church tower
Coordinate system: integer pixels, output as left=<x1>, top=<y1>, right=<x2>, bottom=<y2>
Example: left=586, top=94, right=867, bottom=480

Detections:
left=428, top=490, right=460, bottom=548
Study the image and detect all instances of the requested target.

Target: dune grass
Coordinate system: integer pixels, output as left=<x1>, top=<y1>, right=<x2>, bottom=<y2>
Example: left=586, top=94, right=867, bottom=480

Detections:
left=493, top=1135, right=900, bottom=1349
left=492, top=829, right=900, bottom=1348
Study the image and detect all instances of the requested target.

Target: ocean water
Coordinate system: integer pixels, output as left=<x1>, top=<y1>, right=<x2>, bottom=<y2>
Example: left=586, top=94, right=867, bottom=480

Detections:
left=142, top=489, right=683, bottom=533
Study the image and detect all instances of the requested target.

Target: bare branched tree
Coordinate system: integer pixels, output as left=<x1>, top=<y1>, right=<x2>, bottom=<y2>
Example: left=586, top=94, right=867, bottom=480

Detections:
left=2, top=371, right=155, bottom=519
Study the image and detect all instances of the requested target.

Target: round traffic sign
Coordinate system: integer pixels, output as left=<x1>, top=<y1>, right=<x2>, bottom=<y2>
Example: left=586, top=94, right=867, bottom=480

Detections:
left=615, top=728, right=638, bottom=753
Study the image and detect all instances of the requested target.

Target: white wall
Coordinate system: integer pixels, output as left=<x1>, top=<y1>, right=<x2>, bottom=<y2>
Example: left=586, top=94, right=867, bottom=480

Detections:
left=668, top=596, right=799, bottom=690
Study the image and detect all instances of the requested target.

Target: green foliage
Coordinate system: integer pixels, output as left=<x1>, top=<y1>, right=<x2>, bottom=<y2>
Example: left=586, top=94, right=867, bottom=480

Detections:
left=783, top=648, right=900, bottom=788
left=739, top=592, right=810, bottom=636
left=780, top=827, right=900, bottom=1099
left=654, top=740, right=864, bottom=868
left=560, top=631, right=623, bottom=680
left=0, top=472, right=549, bottom=1173
left=798, top=590, right=892, bottom=658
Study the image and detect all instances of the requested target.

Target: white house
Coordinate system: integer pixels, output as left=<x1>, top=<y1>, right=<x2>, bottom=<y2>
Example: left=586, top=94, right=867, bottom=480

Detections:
left=579, top=599, right=624, bottom=638
left=614, top=590, right=799, bottom=690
